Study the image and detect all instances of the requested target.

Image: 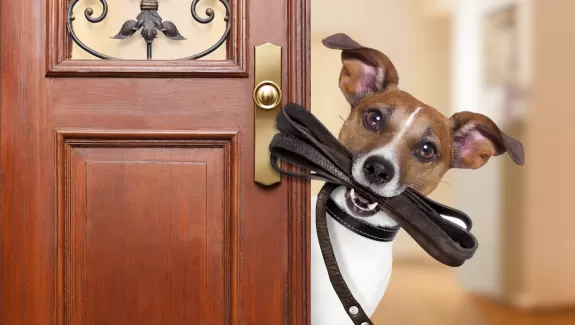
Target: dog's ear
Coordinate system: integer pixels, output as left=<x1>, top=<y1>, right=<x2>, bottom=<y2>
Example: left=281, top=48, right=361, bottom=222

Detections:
left=322, top=33, right=399, bottom=106
left=449, top=111, right=525, bottom=169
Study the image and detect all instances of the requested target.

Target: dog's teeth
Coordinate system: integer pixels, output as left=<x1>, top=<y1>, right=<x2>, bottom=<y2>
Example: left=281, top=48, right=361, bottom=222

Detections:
left=367, top=202, right=378, bottom=210
left=350, top=188, right=357, bottom=200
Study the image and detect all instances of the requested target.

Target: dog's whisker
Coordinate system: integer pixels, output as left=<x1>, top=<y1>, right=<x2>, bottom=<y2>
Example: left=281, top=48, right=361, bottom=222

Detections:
left=439, top=180, right=452, bottom=187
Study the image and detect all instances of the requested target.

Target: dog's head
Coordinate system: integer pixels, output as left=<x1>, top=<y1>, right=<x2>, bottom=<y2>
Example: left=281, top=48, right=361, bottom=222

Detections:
left=323, top=33, right=525, bottom=198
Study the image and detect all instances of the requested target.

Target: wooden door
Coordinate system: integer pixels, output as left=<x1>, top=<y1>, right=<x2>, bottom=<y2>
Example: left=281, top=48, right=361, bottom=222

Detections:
left=0, top=1, right=310, bottom=324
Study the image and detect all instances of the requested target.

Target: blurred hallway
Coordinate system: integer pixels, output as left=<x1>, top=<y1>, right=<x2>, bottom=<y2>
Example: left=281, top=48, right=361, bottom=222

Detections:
left=311, top=0, right=575, bottom=322
left=372, top=261, right=575, bottom=325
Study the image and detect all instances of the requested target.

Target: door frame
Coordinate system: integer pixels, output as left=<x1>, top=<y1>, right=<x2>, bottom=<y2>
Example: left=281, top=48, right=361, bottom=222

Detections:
left=282, top=1, right=311, bottom=324
left=0, top=0, right=311, bottom=323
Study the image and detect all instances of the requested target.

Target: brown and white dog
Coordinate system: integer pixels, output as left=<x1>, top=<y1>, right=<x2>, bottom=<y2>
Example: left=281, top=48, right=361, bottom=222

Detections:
left=310, top=33, right=524, bottom=325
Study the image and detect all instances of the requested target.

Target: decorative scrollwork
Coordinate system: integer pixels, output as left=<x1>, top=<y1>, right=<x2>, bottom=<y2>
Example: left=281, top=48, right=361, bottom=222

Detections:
left=83, top=0, right=108, bottom=23
left=68, top=0, right=113, bottom=59
left=183, top=0, right=231, bottom=60
left=66, top=0, right=231, bottom=60
left=192, top=0, right=217, bottom=24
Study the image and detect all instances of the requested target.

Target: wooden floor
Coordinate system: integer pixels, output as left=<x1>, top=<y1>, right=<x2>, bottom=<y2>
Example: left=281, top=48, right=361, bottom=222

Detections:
left=371, top=261, right=575, bottom=325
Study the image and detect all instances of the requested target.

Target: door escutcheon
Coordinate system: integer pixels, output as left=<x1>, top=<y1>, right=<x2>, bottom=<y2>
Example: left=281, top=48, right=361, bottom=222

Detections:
left=254, top=43, right=282, bottom=186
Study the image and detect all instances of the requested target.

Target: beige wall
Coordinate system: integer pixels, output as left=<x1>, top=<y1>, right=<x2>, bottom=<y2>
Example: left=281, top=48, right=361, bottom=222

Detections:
left=519, top=0, right=575, bottom=308
left=446, top=0, right=575, bottom=309
left=311, top=0, right=453, bottom=259
left=450, top=0, right=575, bottom=309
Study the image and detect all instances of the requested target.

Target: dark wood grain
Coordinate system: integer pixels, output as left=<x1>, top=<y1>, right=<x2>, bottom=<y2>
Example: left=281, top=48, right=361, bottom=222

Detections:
left=1, top=1, right=310, bottom=325
left=1, top=2, right=54, bottom=324
left=287, top=1, right=311, bottom=325
left=80, top=161, right=212, bottom=324
left=56, top=132, right=237, bottom=325
left=47, top=59, right=249, bottom=78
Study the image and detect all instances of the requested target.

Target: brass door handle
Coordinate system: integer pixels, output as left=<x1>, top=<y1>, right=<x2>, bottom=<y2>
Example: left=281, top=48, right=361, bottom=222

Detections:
left=253, top=81, right=282, bottom=111
left=254, top=43, right=282, bottom=186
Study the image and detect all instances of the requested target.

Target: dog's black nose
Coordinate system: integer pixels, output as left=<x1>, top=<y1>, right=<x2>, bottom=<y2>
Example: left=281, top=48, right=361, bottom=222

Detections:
left=363, top=156, right=395, bottom=184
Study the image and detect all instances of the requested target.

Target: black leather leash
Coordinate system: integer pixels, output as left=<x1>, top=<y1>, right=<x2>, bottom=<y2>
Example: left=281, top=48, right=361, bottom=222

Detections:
left=269, top=103, right=478, bottom=325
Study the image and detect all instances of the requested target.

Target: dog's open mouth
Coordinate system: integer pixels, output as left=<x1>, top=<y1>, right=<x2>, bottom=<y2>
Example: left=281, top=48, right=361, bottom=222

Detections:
left=345, top=188, right=379, bottom=215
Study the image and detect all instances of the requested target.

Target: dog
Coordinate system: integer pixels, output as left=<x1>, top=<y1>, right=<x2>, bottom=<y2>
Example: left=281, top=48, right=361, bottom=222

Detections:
left=310, top=33, right=524, bottom=325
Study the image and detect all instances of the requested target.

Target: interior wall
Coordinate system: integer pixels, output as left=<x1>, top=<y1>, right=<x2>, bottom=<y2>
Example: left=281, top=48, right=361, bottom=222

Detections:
left=452, top=0, right=575, bottom=309
left=451, top=0, right=502, bottom=299
left=310, top=0, right=453, bottom=260
left=522, top=0, right=575, bottom=308
left=451, top=0, right=534, bottom=300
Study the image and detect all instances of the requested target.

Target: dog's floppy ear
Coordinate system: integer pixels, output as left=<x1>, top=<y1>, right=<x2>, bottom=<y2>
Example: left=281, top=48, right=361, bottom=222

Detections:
left=322, top=33, right=399, bottom=106
left=450, top=111, right=525, bottom=169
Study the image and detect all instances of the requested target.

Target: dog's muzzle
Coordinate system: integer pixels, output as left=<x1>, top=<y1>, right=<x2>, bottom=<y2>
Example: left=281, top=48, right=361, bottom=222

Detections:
left=269, top=103, right=478, bottom=325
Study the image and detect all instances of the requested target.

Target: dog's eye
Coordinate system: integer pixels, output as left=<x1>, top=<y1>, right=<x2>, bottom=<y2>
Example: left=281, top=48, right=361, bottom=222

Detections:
left=416, top=142, right=437, bottom=161
left=363, top=110, right=383, bottom=131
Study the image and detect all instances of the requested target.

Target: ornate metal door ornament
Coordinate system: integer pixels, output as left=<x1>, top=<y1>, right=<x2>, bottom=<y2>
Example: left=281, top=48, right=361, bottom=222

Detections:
left=67, top=0, right=231, bottom=60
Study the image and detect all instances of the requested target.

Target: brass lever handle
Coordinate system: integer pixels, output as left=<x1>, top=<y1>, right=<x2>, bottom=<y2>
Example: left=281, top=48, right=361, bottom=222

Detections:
left=254, top=43, right=282, bottom=186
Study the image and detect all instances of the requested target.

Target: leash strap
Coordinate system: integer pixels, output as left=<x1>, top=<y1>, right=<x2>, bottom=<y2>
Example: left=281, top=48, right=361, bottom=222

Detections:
left=316, top=182, right=375, bottom=325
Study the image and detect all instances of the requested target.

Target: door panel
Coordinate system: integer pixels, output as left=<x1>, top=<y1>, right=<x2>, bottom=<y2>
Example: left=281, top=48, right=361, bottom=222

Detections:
left=0, top=0, right=310, bottom=324
left=58, top=133, right=235, bottom=325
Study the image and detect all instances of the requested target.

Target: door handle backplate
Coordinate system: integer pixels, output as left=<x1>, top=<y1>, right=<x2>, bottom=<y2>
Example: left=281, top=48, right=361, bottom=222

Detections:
left=254, top=43, right=282, bottom=186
